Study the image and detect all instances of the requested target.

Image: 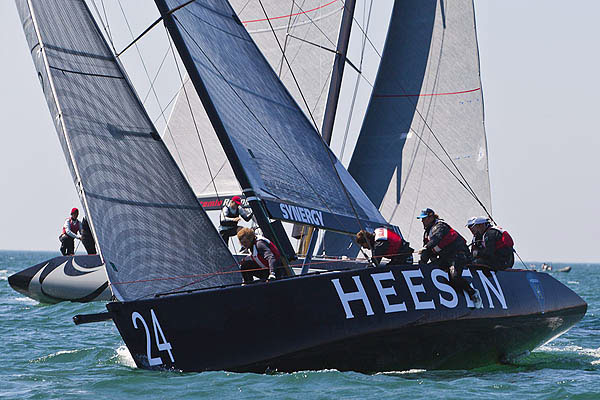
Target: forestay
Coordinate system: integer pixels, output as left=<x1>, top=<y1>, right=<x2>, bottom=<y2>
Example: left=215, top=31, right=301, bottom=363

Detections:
left=157, top=0, right=387, bottom=234
left=16, top=0, right=240, bottom=301
left=328, top=0, right=492, bottom=250
left=164, top=1, right=345, bottom=202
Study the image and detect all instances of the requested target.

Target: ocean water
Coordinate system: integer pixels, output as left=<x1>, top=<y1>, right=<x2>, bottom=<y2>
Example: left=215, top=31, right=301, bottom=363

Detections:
left=1, top=250, right=598, bottom=399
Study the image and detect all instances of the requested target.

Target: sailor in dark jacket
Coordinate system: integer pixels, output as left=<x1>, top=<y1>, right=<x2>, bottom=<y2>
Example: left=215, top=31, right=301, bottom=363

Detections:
left=356, top=227, right=414, bottom=266
left=417, top=208, right=483, bottom=308
left=237, top=228, right=283, bottom=283
left=219, top=196, right=253, bottom=245
left=468, top=217, right=515, bottom=270
left=466, top=216, right=484, bottom=258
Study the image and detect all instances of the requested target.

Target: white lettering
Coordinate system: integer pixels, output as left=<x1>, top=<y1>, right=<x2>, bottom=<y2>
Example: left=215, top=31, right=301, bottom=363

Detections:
left=431, top=269, right=458, bottom=308
left=402, top=269, right=435, bottom=310
left=477, top=270, right=507, bottom=309
left=316, top=211, right=324, bottom=226
left=461, top=269, right=476, bottom=308
left=332, top=277, right=374, bottom=319
left=280, top=203, right=289, bottom=219
left=371, top=271, right=407, bottom=313
left=310, top=210, right=318, bottom=225
left=291, top=206, right=301, bottom=221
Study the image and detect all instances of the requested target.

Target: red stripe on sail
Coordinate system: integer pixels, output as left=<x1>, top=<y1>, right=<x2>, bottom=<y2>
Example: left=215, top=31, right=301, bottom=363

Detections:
left=242, top=0, right=340, bottom=24
left=374, top=87, right=481, bottom=98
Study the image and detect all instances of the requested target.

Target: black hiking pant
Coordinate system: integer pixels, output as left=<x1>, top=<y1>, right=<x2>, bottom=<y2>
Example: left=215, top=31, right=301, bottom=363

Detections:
left=59, top=234, right=75, bottom=256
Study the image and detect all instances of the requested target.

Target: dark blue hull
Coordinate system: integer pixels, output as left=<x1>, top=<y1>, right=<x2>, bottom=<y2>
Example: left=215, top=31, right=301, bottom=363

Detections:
left=107, top=263, right=586, bottom=373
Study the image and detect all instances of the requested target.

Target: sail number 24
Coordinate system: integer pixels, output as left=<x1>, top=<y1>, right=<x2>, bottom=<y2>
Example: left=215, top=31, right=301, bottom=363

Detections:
left=131, top=309, right=174, bottom=366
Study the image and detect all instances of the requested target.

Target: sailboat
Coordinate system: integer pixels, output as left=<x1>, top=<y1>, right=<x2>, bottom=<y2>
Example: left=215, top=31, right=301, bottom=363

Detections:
left=17, top=0, right=586, bottom=373
left=8, top=0, right=387, bottom=303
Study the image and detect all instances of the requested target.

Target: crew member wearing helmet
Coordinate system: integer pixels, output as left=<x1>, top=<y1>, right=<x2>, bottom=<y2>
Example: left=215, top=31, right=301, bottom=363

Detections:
left=468, top=216, right=515, bottom=270
left=356, top=227, right=414, bottom=266
left=417, top=208, right=483, bottom=309
left=59, top=207, right=82, bottom=256
left=466, top=216, right=485, bottom=258
left=219, top=196, right=253, bottom=245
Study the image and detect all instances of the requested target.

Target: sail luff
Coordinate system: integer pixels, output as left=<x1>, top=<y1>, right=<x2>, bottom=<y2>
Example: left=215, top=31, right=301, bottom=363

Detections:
left=17, top=0, right=241, bottom=301
left=21, top=0, right=115, bottom=294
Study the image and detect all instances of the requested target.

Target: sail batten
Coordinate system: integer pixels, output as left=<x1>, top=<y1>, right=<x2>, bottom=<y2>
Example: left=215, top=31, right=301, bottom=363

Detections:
left=158, top=0, right=387, bottom=234
left=17, top=0, right=240, bottom=301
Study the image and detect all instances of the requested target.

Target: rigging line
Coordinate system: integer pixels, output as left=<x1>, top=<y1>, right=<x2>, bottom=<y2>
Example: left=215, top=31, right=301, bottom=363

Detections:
left=175, top=14, right=352, bottom=230
left=100, top=0, right=114, bottom=52
left=258, top=0, right=372, bottom=234
left=277, top=1, right=296, bottom=77
left=116, top=0, right=195, bottom=58
left=111, top=1, right=189, bottom=182
left=90, top=0, right=116, bottom=54
left=288, top=0, right=338, bottom=48
left=258, top=0, right=371, bottom=234
left=339, top=0, right=375, bottom=160
left=166, top=27, right=221, bottom=201
left=257, top=0, right=321, bottom=133
left=152, top=77, right=187, bottom=127
left=141, top=45, right=172, bottom=105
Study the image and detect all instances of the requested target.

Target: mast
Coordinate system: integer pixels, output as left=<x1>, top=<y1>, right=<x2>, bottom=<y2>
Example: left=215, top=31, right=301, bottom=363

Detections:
left=320, top=0, right=356, bottom=145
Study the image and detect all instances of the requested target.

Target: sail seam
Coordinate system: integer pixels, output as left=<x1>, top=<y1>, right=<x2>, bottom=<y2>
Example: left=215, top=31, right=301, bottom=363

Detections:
left=48, top=66, right=124, bottom=80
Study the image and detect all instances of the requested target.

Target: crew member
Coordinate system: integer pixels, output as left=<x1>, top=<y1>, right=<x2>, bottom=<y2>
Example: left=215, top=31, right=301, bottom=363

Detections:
left=469, top=217, right=515, bottom=270
left=236, top=228, right=283, bottom=284
left=219, top=196, right=253, bottom=245
left=59, top=208, right=81, bottom=256
left=356, top=227, right=414, bottom=266
left=80, top=216, right=97, bottom=255
left=466, top=216, right=484, bottom=259
left=417, top=208, right=483, bottom=308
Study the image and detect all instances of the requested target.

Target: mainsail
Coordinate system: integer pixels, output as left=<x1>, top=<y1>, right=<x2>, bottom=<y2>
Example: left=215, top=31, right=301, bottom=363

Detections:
left=156, top=0, right=387, bottom=234
left=326, top=0, right=492, bottom=251
left=17, top=0, right=240, bottom=301
left=163, top=1, right=391, bottom=206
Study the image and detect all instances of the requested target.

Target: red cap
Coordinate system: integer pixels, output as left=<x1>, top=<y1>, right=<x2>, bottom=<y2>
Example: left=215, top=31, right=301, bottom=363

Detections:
left=71, top=208, right=79, bottom=215
left=231, top=196, right=242, bottom=205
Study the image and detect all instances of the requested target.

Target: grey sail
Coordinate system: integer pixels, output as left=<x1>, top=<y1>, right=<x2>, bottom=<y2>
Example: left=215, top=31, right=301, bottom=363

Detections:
left=16, top=0, right=240, bottom=302
left=164, top=0, right=344, bottom=201
left=156, top=0, right=387, bottom=234
left=324, top=0, right=492, bottom=252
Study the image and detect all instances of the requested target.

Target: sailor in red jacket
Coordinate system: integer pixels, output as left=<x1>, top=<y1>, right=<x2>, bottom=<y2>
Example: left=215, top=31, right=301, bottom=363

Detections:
left=356, top=227, right=414, bottom=266
left=59, top=207, right=82, bottom=256
left=468, top=216, right=515, bottom=270
left=417, top=208, right=483, bottom=308
left=237, top=228, right=283, bottom=284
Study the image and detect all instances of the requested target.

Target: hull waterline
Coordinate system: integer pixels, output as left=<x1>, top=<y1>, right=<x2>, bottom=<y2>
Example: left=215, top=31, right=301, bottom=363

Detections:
left=107, top=263, right=587, bottom=373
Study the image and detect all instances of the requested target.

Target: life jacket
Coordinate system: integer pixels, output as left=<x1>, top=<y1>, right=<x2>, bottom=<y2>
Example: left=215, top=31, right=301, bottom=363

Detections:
left=62, top=218, right=80, bottom=235
left=251, top=236, right=282, bottom=270
left=488, top=226, right=514, bottom=250
left=374, top=227, right=405, bottom=258
left=220, top=203, right=240, bottom=227
left=424, top=220, right=461, bottom=254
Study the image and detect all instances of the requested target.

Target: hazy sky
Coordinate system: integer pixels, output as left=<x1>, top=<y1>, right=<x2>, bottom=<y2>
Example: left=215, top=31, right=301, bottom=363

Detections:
left=1, top=1, right=599, bottom=263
